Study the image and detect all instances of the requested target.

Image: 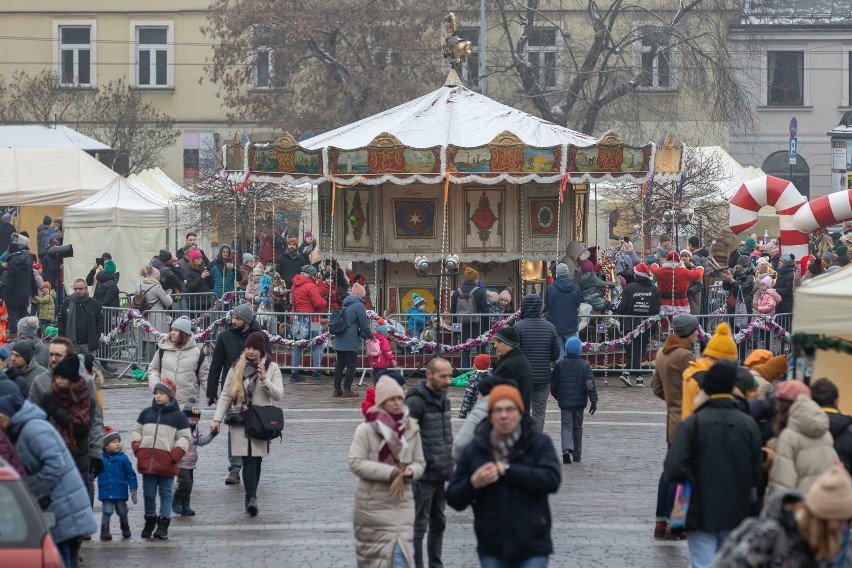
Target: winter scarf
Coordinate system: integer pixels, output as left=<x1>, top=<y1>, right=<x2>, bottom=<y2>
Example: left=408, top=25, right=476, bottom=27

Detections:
left=490, top=424, right=522, bottom=465
left=365, top=406, right=409, bottom=465
left=48, top=379, right=91, bottom=453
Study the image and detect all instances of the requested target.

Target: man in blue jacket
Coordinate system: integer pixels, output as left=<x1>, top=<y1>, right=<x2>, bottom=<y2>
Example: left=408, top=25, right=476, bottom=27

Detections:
left=543, top=262, right=582, bottom=345
left=332, top=283, right=373, bottom=397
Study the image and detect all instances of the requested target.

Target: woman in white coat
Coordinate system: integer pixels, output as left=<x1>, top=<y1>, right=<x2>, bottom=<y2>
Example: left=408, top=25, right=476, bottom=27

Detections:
left=138, top=264, right=174, bottom=360
left=211, top=331, right=282, bottom=516
left=147, top=316, right=210, bottom=406
left=349, top=376, right=425, bottom=568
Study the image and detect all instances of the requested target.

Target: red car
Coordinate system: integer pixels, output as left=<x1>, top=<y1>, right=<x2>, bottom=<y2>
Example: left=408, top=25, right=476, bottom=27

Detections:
left=0, top=458, right=63, bottom=568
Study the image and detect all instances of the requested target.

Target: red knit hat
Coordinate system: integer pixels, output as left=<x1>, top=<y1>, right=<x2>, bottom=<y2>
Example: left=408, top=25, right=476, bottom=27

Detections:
left=473, top=354, right=492, bottom=371
left=153, top=377, right=177, bottom=398
left=244, top=331, right=266, bottom=356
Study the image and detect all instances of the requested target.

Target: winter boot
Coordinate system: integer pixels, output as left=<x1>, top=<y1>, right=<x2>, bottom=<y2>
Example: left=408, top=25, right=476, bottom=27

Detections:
left=141, top=515, right=157, bottom=539
left=171, top=498, right=184, bottom=516
left=99, top=523, right=112, bottom=541
left=182, top=498, right=196, bottom=516
left=562, top=452, right=572, bottom=465
left=225, top=470, right=241, bottom=485
left=120, top=519, right=131, bottom=538
left=654, top=521, right=668, bottom=539
left=152, top=516, right=171, bottom=540
left=342, top=389, right=358, bottom=398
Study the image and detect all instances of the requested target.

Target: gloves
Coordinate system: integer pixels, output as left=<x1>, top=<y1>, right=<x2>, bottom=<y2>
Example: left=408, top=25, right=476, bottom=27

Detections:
left=89, top=458, right=104, bottom=478
left=130, top=489, right=138, bottom=505
left=589, top=401, right=597, bottom=415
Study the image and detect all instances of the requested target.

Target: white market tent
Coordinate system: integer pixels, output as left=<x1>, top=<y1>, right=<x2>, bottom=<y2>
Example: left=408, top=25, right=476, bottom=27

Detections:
left=0, top=125, right=111, bottom=152
left=63, top=177, right=170, bottom=294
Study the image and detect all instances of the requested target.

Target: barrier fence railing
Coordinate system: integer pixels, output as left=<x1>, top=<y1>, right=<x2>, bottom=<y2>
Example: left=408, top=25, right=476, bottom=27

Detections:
left=99, top=304, right=793, bottom=380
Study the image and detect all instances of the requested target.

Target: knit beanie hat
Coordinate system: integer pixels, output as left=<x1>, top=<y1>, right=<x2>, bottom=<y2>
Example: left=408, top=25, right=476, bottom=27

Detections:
left=565, top=336, right=583, bottom=356
left=300, top=264, right=318, bottom=278
left=464, top=266, right=479, bottom=281
left=672, top=314, right=699, bottom=337
left=304, top=230, right=313, bottom=239
left=660, top=234, right=672, bottom=244
left=242, top=252, right=255, bottom=264
left=752, top=355, right=787, bottom=382
left=0, top=393, right=23, bottom=418
left=581, top=260, right=595, bottom=273
left=488, top=384, right=524, bottom=414
left=244, top=331, right=266, bottom=356
left=376, top=318, right=388, bottom=334
left=760, top=275, right=773, bottom=288
left=837, top=245, right=849, bottom=256
left=183, top=396, right=202, bottom=418
left=153, top=377, right=176, bottom=398
left=351, top=283, right=366, bottom=298
left=779, top=253, right=794, bottom=265
left=645, top=254, right=657, bottom=265
left=375, top=375, right=405, bottom=408
left=103, top=259, right=116, bottom=274
left=755, top=256, right=769, bottom=268
left=701, top=361, right=738, bottom=395
left=412, top=293, right=426, bottom=307
left=53, top=354, right=80, bottom=382
left=11, top=341, right=34, bottom=365
left=555, top=263, right=570, bottom=277
left=0, top=347, right=8, bottom=360
left=703, top=322, right=737, bottom=360
left=158, top=249, right=172, bottom=262
left=188, top=249, right=202, bottom=261
left=805, top=465, right=852, bottom=521
left=231, top=303, right=254, bottom=324
left=17, top=316, right=38, bottom=339
left=743, top=237, right=757, bottom=252
left=140, top=264, right=160, bottom=279
left=374, top=368, right=406, bottom=387
left=498, top=289, right=512, bottom=302
left=171, top=316, right=192, bottom=336
left=493, top=327, right=520, bottom=349
left=744, top=349, right=773, bottom=368
left=103, top=426, right=121, bottom=447
left=253, top=264, right=264, bottom=275
left=473, top=354, right=492, bottom=371
left=287, top=237, right=298, bottom=246
left=775, top=379, right=811, bottom=402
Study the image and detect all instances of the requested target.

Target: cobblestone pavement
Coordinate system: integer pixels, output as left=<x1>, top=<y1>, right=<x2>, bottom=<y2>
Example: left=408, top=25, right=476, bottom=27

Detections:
left=83, top=375, right=688, bottom=567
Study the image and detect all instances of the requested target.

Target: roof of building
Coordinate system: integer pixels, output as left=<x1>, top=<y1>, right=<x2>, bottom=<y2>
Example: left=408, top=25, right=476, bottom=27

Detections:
left=0, top=125, right=110, bottom=151
left=741, top=0, right=852, bottom=25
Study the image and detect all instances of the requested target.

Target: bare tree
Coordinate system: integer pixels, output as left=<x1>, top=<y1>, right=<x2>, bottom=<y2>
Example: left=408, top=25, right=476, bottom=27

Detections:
left=203, top=0, right=450, bottom=134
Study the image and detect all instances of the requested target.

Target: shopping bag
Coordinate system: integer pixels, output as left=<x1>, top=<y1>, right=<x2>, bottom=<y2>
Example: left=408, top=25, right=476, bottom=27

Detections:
left=669, top=481, right=692, bottom=530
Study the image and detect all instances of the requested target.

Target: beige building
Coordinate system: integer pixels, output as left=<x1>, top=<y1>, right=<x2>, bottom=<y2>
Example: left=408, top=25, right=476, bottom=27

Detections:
left=0, top=1, right=268, bottom=184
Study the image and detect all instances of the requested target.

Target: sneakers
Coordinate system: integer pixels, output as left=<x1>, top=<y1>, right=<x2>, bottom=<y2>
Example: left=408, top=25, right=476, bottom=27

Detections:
left=225, top=470, right=241, bottom=485
left=342, top=389, right=358, bottom=398
left=635, top=376, right=645, bottom=387
left=562, top=452, right=572, bottom=464
left=311, top=370, right=324, bottom=380
left=619, top=372, right=633, bottom=387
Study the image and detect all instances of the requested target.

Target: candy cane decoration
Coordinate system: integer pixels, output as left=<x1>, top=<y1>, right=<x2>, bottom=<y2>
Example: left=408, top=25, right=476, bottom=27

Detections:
left=729, top=175, right=809, bottom=260
left=792, top=189, right=852, bottom=233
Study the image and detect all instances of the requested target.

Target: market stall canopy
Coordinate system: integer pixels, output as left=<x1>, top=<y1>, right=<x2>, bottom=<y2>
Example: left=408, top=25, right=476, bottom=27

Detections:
left=64, top=176, right=168, bottom=227
left=0, top=147, right=119, bottom=205
left=792, top=265, right=852, bottom=335
left=0, top=125, right=110, bottom=151
left=224, top=79, right=679, bottom=187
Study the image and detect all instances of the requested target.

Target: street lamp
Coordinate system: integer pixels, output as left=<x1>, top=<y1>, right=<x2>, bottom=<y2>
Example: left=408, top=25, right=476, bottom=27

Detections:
left=662, top=207, right=696, bottom=251
left=412, top=253, right=462, bottom=373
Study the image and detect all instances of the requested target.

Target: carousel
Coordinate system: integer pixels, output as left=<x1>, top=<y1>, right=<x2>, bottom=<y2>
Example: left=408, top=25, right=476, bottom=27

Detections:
left=223, top=14, right=684, bottom=322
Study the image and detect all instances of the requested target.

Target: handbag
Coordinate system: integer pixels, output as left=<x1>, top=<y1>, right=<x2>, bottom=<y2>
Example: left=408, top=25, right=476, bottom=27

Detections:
left=734, top=289, right=748, bottom=329
left=224, top=406, right=244, bottom=425
left=244, top=404, right=284, bottom=441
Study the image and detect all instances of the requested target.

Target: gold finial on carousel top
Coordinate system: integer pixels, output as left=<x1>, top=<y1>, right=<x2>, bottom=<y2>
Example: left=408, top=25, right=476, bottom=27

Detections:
left=443, top=12, right=472, bottom=73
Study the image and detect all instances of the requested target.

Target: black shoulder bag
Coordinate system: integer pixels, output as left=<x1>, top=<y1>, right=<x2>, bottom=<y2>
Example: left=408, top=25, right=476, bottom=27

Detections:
left=243, top=373, right=284, bottom=441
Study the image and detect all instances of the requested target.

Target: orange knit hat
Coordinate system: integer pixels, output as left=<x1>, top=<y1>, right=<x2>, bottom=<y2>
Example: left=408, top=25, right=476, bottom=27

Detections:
left=744, top=349, right=772, bottom=369
left=488, top=385, right=524, bottom=414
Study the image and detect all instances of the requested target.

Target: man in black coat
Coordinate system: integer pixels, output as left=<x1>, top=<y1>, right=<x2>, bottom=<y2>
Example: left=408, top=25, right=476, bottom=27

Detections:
left=490, top=327, right=533, bottom=417
left=57, top=278, right=104, bottom=354
left=206, top=303, right=271, bottom=484
left=811, top=378, right=852, bottom=474
left=513, top=294, right=561, bottom=432
left=405, top=357, right=453, bottom=568
left=615, top=263, right=661, bottom=387
left=276, top=237, right=308, bottom=289
left=774, top=253, right=796, bottom=315
left=447, top=384, right=561, bottom=566
left=0, top=213, right=15, bottom=254
left=665, top=361, right=763, bottom=566
left=3, top=240, right=37, bottom=331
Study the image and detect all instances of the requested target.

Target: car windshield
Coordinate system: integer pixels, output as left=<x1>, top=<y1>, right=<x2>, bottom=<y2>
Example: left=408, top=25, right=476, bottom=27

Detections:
left=0, top=483, right=41, bottom=547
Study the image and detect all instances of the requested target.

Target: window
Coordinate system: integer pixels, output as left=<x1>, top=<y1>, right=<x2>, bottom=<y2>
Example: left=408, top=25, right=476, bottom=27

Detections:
left=458, top=28, right=480, bottom=90
left=762, top=151, right=810, bottom=199
left=768, top=51, right=804, bottom=106
left=58, top=24, right=92, bottom=86
left=639, top=27, right=672, bottom=89
left=527, top=28, right=558, bottom=88
left=134, top=24, right=172, bottom=88
left=254, top=49, right=272, bottom=88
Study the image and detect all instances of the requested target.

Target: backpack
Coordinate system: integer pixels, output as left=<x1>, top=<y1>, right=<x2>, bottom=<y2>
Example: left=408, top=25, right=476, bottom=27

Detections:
left=456, top=287, right=477, bottom=324
left=365, top=337, right=381, bottom=358
left=158, top=347, right=207, bottom=385
left=132, top=285, right=156, bottom=311
left=327, top=306, right=352, bottom=336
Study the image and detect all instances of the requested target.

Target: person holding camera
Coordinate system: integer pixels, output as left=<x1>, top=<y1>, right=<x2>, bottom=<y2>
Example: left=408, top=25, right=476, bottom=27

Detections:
left=3, top=233, right=37, bottom=332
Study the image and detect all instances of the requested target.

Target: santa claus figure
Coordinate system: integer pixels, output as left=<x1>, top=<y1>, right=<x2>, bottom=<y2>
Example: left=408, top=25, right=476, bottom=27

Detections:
left=651, top=250, right=704, bottom=316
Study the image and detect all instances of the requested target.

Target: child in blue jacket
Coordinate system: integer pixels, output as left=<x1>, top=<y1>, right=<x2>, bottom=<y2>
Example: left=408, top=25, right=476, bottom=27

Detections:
left=550, top=337, right=598, bottom=464
left=97, top=426, right=138, bottom=540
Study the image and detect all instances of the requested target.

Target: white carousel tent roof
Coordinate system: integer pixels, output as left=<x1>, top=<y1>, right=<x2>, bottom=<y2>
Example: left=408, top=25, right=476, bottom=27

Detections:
left=301, top=84, right=597, bottom=150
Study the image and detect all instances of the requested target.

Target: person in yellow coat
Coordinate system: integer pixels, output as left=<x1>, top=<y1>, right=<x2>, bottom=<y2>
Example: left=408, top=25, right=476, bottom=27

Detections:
left=681, top=322, right=738, bottom=419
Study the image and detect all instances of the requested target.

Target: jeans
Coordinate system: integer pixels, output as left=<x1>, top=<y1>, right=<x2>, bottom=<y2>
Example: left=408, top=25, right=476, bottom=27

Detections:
left=656, top=444, right=677, bottom=521
left=686, top=530, right=730, bottom=568
left=292, top=316, right=322, bottom=372
left=334, top=350, right=358, bottom=391
left=393, top=542, right=407, bottom=568
left=174, top=468, right=194, bottom=501
left=57, top=536, right=81, bottom=568
left=142, top=473, right=174, bottom=517
left=227, top=428, right=242, bottom=472
left=478, top=554, right=549, bottom=568
left=413, top=480, right=447, bottom=568
left=559, top=407, right=584, bottom=458
left=241, top=456, right=263, bottom=501
left=531, top=383, right=551, bottom=433
left=101, top=499, right=128, bottom=525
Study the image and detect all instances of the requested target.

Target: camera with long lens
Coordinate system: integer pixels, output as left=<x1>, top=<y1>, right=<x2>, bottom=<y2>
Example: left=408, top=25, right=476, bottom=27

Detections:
left=47, top=244, right=74, bottom=259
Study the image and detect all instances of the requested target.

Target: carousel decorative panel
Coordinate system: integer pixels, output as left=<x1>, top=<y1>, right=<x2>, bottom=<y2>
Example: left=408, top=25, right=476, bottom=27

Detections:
left=341, top=188, right=372, bottom=251
left=393, top=199, right=437, bottom=239
left=464, top=186, right=504, bottom=251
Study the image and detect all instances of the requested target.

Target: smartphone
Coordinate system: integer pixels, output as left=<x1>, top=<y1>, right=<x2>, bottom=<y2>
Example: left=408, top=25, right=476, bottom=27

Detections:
left=95, top=257, right=104, bottom=266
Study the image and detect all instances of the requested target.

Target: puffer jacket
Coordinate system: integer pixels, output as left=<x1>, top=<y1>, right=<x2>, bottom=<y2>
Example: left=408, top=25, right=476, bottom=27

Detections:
left=370, top=332, right=396, bottom=369
left=97, top=449, right=138, bottom=500
left=579, top=271, right=610, bottom=310
left=405, top=380, right=453, bottom=482
left=544, top=276, right=582, bottom=335
left=35, top=290, right=56, bottom=321
left=333, top=295, right=373, bottom=352
left=138, top=277, right=173, bottom=339
left=768, top=394, right=839, bottom=497
left=550, top=353, right=596, bottom=409
left=9, top=400, right=97, bottom=544
left=824, top=409, right=852, bottom=474
left=146, top=335, right=210, bottom=406
left=178, top=425, right=217, bottom=470
left=651, top=334, right=695, bottom=443
left=756, top=288, right=782, bottom=316
left=681, top=357, right=714, bottom=420
left=513, top=295, right=561, bottom=384
left=348, top=417, right=425, bottom=568
left=131, top=398, right=191, bottom=477
left=93, top=271, right=120, bottom=308
left=291, top=274, right=326, bottom=319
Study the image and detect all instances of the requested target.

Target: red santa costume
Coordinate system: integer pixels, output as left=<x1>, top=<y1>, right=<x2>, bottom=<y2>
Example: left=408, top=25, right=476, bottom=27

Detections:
left=651, top=251, right=704, bottom=316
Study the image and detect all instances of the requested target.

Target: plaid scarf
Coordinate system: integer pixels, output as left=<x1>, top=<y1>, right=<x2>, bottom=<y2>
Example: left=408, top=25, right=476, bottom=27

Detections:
left=47, top=379, right=91, bottom=453
left=490, top=424, right=522, bottom=465
left=365, top=407, right=409, bottom=465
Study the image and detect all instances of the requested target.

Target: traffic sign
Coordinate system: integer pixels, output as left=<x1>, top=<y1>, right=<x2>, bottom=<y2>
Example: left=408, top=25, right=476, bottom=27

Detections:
left=790, top=117, right=798, bottom=138
left=789, top=137, right=797, bottom=165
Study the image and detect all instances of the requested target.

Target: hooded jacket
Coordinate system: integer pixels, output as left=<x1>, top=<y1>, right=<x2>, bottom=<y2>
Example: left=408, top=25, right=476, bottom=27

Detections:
left=0, top=218, right=15, bottom=253
left=681, top=357, right=715, bottom=420
left=578, top=271, right=611, bottom=310
left=651, top=334, right=695, bottom=443
left=131, top=397, right=191, bottom=477
left=147, top=335, right=210, bottom=406
left=291, top=274, right=326, bottom=317
left=767, top=395, right=839, bottom=497
left=93, top=270, right=120, bottom=308
left=333, top=295, right=374, bottom=352
left=405, top=380, right=453, bottom=482
left=3, top=246, right=37, bottom=309
left=209, top=246, right=236, bottom=297
left=550, top=351, right=596, bottom=409
left=491, top=348, right=533, bottom=417
left=616, top=275, right=661, bottom=316
left=97, top=449, right=138, bottom=501
left=513, top=295, right=562, bottom=385
left=774, top=265, right=796, bottom=314
left=450, top=280, right=488, bottom=335
left=544, top=276, right=582, bottom=335
left=151, top=256, right=184, bottom=295
left=756, top=288, right=782, bottom=316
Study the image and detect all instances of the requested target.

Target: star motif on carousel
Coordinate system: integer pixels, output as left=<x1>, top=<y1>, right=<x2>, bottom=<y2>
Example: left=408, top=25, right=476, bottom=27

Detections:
left=408, top=212, right=423, bottom=227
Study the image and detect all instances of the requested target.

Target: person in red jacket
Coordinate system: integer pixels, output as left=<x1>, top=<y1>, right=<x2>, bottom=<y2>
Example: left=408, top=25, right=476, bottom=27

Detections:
left=316, top=268, right=341, bottom=310
left=369, top=319, right=397, bottom=378
left=290, top=265, right=327, bottom=382
left=651, top=251, right=704, bottom=318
